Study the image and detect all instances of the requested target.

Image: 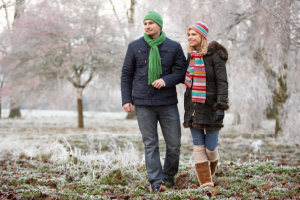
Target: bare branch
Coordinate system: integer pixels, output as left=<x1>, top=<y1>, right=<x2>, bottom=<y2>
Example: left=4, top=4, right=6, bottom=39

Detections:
left=260, top=2, right=300, bottom=49
left=109, top=0, right=128, bottom=41
left=82, top=72, right=93, bottom=88
left=273, top=6, right=300, bottom=29
left=0, top=0, right=19, bottom=10
left=1, top=0, right=11, bottom=30
left=225, top=12, right=253, bottom=35
left=66, top=76, right=79, bottom=88
left=272, top=27, right=300, bottom=48
left=260, top=2, right=300, bottom=29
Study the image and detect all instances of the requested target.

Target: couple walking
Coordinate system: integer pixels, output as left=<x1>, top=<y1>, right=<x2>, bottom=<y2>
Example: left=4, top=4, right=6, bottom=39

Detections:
left=121, top=10, right=229, bottom=193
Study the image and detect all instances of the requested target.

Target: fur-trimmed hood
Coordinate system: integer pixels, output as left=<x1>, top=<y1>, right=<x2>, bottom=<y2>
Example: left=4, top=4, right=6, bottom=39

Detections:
left=207, top=41, right=228, bottom=62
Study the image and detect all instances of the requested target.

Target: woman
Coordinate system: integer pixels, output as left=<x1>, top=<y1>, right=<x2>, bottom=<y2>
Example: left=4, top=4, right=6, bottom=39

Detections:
left=183, top=21, right=229, bottom=188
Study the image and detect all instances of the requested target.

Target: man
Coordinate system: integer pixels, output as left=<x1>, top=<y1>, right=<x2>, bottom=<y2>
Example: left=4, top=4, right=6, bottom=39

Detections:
left=121, top=10, right=188, bottom=193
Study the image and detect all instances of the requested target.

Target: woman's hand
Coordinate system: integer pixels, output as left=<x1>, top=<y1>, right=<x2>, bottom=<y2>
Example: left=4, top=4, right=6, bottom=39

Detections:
left=214, top=110, right=224, bottom=122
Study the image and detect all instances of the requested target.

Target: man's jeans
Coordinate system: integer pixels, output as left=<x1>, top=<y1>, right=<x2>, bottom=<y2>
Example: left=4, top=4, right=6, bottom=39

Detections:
left=190, top=126, right=219, bottom=151
left=135, top=105, right=181, bottom=189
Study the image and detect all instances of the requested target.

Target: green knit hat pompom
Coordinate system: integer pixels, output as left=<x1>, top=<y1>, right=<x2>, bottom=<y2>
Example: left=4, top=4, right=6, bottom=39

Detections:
left=143, top=10, right=163, bottom=29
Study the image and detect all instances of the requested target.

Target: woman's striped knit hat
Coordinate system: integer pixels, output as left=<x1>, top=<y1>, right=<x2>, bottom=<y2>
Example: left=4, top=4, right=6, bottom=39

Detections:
left=189, top=21, right=209, bottom=40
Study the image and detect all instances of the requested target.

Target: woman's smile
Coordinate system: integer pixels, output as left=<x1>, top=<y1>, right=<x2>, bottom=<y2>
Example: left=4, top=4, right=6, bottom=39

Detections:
left=187, top=29, right=202, bottom=47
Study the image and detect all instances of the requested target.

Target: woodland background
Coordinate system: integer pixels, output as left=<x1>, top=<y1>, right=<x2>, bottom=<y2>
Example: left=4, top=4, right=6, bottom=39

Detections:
left=0, top=0, right=299, bottom=138
left=1, top=0, right=299, bottom=140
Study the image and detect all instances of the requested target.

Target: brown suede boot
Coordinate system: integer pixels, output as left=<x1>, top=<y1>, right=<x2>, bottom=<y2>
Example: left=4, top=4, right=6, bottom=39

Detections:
left=206, top=147, right=219, bottom=177
left=195, top=162, right=213, bottom=188
left=210, top=160, right=218, bottom=176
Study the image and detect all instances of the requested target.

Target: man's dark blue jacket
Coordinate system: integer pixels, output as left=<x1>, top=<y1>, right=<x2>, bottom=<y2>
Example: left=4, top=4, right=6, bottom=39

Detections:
left=121, top=36, right=188, bottom=106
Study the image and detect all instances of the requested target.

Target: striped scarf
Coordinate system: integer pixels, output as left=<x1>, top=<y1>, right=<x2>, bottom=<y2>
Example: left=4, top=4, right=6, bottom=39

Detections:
left=185, top=51, right=206, bottom=103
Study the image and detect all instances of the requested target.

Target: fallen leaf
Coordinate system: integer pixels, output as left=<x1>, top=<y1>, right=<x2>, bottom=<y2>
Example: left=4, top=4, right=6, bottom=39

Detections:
left=180, top=184, right=187, bottom=190
left=70, top=185, right=76, bottom=190
left=225, top=181, right=229, bottom=187
left=233, top=192, right=244, bottom=198
left=262, top=185, right=272, bottom=191
left=290, top=193, right=299, bottom=198
left=188, top=196, right=197, bottom=200
left=211, top=188, right=218, bottom=197
left=181, top=171, right=188, bottom=177
left=279, top=196, right=287, bottom=199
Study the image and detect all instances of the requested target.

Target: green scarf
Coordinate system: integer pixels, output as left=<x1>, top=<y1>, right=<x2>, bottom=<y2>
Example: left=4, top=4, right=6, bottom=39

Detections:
left=143, top=31, right=166, bottom=85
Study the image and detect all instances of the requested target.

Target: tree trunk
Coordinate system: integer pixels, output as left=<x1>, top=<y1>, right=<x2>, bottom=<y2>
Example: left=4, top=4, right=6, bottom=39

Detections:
left=266, top=95, right=276, bottom=119
left=128, top=0, right=136, bottom=23
left=77, top=98, right=84, bottom=128
left=275, top=67, right=288, bottom=138
left=8, top=106, right=21, bottom=118
left=233, top=113, right=241, bottom=125
left=7, top=0, right=26, bottom=119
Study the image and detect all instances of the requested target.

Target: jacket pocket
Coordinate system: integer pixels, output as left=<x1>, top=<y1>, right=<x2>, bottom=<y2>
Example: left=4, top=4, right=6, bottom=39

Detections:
left=135, top=48, right=148, bottom=67
left=160, top=47, right=175, bottom=71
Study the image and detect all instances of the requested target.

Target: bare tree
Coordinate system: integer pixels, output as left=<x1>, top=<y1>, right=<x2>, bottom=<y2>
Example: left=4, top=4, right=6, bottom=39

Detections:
left=4, top=0, right=123, bottom=127
left=0, top=0, right=26, bottom=118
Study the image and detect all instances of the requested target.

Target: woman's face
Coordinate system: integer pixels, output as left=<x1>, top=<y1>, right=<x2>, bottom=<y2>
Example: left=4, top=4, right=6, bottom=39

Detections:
left=187, top=29, right=202, bottom=48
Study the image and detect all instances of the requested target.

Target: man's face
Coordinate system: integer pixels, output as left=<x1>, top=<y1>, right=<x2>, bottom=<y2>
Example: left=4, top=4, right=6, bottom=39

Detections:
left=144, top=20, right=161, bottom=38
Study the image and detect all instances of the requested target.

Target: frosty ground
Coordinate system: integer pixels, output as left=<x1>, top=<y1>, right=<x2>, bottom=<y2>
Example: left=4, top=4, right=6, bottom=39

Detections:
left=0, top=109, right=299, bottom=199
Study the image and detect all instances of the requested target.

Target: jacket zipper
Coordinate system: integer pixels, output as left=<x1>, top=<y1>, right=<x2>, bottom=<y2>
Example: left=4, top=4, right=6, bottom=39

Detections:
left=192, top=103, right=196, bottom=116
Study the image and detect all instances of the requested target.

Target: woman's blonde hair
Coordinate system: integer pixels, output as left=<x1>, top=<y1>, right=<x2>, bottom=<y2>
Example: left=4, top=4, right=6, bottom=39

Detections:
left=187, top=29, right=208, bottom=55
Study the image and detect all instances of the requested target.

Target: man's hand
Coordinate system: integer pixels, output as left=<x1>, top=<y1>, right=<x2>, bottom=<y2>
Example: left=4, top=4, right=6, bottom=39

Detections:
left=123, top=103, right=134, bottom=113
left=152, top=79, right=165, bottom=89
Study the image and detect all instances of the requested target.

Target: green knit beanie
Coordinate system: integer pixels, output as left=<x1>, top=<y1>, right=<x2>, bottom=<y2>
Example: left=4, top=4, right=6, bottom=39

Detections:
left=143, top=10, right=163, bottom=29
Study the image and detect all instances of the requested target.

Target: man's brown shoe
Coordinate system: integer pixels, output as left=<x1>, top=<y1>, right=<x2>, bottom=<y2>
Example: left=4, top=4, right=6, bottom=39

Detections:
left=149, top=185, right=166, bottom=193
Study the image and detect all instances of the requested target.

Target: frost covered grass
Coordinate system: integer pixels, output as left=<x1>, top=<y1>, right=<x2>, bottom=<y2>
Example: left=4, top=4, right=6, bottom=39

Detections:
left=0, top=110, right=299, bottom=199
left=1, top=157, right=299, bottom=199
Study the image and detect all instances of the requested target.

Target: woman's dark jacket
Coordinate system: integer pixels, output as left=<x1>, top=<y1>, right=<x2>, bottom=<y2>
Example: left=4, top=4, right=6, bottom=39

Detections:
left=183, top=41, right=229, bottom=130
left=121, top=36, right=188, bottom=106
